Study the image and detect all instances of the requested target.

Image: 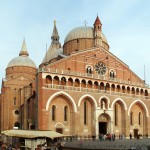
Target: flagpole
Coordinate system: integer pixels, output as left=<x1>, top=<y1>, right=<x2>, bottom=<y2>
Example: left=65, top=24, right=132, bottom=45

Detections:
left=144, top=65, right=146, bottom=83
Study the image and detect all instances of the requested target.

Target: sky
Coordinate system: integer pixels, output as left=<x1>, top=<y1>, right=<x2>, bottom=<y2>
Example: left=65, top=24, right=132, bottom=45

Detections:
left=0, top=0, right=150, bottom=85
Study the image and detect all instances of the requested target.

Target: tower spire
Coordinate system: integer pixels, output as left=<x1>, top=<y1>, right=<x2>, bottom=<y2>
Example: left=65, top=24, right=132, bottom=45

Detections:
left=94, top=15, right=102, bottom=47
left=51, top=20, right=60, bottom=47
left=19, top=38, right=29, bottom=56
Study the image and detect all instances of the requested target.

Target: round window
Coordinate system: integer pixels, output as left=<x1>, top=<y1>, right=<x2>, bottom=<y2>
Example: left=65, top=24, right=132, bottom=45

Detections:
left=15, top=110, right=19, bottom=115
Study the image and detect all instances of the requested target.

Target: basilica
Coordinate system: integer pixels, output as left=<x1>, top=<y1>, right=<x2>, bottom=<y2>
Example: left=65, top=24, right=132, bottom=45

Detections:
left=0, top=16, right=150, bottom=139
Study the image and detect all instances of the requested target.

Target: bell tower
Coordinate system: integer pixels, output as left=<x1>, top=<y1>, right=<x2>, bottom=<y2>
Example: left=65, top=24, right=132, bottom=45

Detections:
left=51, top=20, right=61, bottom=48
left=94, top=15, right=102, bottom=47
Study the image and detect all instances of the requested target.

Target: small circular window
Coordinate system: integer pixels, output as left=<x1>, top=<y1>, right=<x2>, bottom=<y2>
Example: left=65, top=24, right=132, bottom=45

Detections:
left=15, top=110, right=19, bottom=115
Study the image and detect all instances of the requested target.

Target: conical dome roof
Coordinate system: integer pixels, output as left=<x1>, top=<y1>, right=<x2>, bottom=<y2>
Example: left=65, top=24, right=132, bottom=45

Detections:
left=7, top=39, right=36, bottom=68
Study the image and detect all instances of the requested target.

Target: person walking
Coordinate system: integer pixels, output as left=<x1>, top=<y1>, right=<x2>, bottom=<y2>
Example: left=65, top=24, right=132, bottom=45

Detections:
left=129, top=133, right=132, bottom=139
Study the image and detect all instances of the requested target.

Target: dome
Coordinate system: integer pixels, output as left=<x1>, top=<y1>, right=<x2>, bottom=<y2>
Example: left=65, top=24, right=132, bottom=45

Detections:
left=7, top=39, right=36, bottom=68
left=7, top=56, right=36, bottom=68
left=64, top=26, right=108, bottom=44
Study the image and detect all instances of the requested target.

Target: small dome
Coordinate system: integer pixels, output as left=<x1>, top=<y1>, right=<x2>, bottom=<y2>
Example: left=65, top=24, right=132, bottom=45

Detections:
left=64, top=26, right=108, bottom=44
left=7, top=39, right=36, bottom=68
left=7, top=56, right=36, bottom=68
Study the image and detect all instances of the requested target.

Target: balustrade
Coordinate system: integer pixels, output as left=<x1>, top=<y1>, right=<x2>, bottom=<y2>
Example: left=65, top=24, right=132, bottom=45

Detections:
left=39, top=68, right=149, bottom=88
left=44, top=84, right=149, bottom=99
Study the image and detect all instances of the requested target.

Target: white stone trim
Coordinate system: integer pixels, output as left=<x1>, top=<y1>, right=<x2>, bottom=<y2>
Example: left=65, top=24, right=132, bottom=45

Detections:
left=78, top=94, right=97, bottom=107
left=55, top=122, right=64, bottom=128
left=45, top=91, right=77, bottom=112
left=111, top=98, right=127, bottom=110
left=128, top=99, right=149, bottom=117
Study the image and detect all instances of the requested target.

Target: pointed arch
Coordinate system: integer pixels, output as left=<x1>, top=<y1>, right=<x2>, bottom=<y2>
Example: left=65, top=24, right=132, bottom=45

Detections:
left=128, top=100, right=149, bottom=117
left=111, top=98, right=127, bottom=110
left=99, top=96, right=110, bottom=108
left=78, top=94, right=97, bottom=107
left=46, top=91, right=77, bottom=112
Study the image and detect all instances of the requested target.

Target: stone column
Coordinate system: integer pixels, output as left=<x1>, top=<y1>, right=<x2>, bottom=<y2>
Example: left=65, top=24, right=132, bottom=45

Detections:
left=95, top=108, right=100, bottom=139
left=125, top=110, right=130, bottom=139
left=24, top=99, right=28, bottom=129
left=147, top=116, right=150, bottom=138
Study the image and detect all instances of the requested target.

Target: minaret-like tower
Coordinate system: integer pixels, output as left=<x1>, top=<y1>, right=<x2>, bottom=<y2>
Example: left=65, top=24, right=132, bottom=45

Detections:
left=94, top=15, right=102, bottom=47
left=51, top=20, right=61, bottom=48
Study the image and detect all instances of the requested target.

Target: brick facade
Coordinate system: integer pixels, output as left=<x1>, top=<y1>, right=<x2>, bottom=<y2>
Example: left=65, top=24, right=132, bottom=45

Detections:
left=0, top=16, right=150, bottom=139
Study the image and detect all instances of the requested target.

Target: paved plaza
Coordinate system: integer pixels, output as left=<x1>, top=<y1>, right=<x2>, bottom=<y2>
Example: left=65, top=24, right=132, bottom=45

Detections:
left=63, top=138, right=150, bottom=150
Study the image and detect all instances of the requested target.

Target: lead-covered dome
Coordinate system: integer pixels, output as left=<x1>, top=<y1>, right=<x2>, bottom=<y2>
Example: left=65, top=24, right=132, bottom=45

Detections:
left=7, top=39, right=36, bottom=68
left=64, top=26, right=108, bottom=44
left=7, top=56, right=36, bottom=68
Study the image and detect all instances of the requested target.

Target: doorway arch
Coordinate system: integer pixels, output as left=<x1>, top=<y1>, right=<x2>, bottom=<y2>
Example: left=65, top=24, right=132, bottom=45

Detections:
left=98, top=113, right=111, bottom=134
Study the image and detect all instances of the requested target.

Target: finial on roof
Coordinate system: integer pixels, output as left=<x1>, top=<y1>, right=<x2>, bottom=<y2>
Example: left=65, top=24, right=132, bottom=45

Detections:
left=51, top=20, right=61, bottom=47
left=54, top=20, right=56, bottom=26
left=84, top=20, right=88, bottom=26
left=52, top=20, right=59, bottom=38
left=19, top=38, right=29, bottom=56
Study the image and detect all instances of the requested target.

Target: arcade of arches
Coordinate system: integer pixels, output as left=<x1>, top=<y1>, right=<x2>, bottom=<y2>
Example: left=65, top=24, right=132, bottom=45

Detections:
left=45, top=75, right=149, bottom=97
left=45, top=91, right=148, bottom=138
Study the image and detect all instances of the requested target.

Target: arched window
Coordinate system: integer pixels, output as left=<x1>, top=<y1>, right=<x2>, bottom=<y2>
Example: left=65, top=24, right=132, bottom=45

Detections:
left=52, top=105, right=56, bottom=121
left=110, top=70, right=115, bottom=79
left=14, top=97, right=16, bottom=105
left=131, top=87, right=135, bottom=94
left=105, top=83, right=110, bottom=91
left=145, top=90, right=148, bottom=96
left=75, top=78, right=80, bottom=87
left=81, top=80, right=86, bottom=88
left=117, top=85, right=120, bottom=92
left=46, top=75, right=52, bottom=84
left=139, top=112, right=141, bottom=125
left=130, top=112, right=133, bottom=125
left=115, top=104, right=117, bottom=126
left=14, top=122, right=20, bottom=129
left=84, top=101, right=87, bottom=125
left=127, top=86, right=130, bottom=94
left=64, top=106, right=68, bottom=121
left=111, top=84, right=115, bottom=92
left=86, top=66, right=92, bottom=75
left=61, top=77, right=66, bottom=85
left=87, top=80, right=92, bottom=88
left=122, top=86, right=125, bottom=93
left=136, top=88, right=139, bottom=95
left=53, top=76, right=59, bottom=85
left=94, top=81, right=98, bottom=89
left=68, top=78, right=73, bottom=86
left=100, top=82, right=104, bottom=90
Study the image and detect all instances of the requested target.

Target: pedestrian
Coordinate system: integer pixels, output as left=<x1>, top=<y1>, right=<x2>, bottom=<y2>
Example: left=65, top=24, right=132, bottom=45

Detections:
left=129, top=133, right=132, bottom=139
left=92, top=134, right=95, bottom=141
left=112, top=134, right=116, bottom=141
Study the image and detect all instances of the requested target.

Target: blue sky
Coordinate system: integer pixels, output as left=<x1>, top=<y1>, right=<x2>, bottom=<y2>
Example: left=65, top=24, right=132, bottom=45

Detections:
left=0, top=0, right=150, bottom=85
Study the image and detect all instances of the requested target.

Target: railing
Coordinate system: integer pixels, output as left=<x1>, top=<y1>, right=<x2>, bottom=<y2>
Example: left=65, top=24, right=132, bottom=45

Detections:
left=44, top=84, right=150, bottom=99
left=38, top=68, right=149, bottom=88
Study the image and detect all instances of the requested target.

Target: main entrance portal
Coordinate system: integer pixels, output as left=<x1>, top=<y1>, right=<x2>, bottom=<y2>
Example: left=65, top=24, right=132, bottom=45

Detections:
left=99, top=122, right=107, bottom=134
left=134, top=129, right=138, bottom=138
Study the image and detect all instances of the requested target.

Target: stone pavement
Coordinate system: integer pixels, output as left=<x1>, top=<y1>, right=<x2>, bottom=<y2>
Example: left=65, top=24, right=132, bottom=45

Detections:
left=63, top=138, right=150, bottom=150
